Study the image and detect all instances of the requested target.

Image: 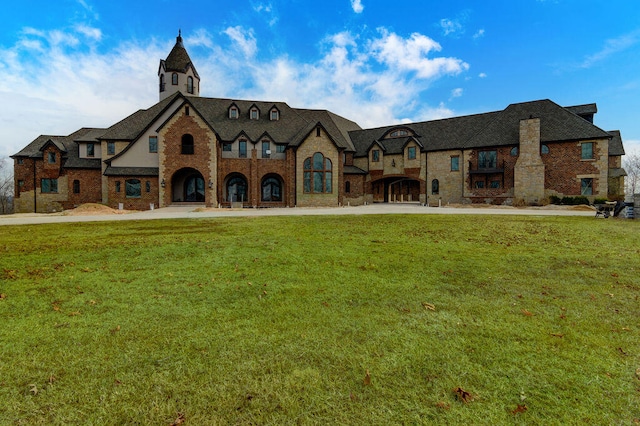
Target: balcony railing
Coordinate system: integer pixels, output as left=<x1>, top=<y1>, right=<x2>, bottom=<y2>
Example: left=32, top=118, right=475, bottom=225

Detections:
left=468, top=160, right=505, bottom=174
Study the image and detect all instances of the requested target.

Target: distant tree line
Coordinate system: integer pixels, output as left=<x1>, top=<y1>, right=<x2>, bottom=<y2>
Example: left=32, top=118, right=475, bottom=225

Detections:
left=0, top=157, right=13, bottom=214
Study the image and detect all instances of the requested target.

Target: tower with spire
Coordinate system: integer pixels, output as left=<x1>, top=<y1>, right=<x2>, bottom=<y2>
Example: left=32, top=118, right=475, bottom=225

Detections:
left=158, top=30, right=200, bottom=101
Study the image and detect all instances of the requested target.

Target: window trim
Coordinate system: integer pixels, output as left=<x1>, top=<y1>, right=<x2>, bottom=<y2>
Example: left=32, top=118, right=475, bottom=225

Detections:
left=407, top=146, right=416, bottom=160
left=125, top=179, right=141, bottom=198
left=187, top=76, right=194, bottom=94
left=107, top=142, right=115, bottom=155
left=229, top=107, right=239, bottom=119
left=41, top=178, right=58, bottom=193
left=270, top=109, right=279, bottom=121
left=478, top=150, right=497, bottom=169
left=372, top=149, right=380, bottom=162
left=303, top=152, right=333, bottom=194
left=86, top=143, right=95, bottom=157
left=581, top=178, right=593, bottom=195
left=581, top=142, right=594, bottom=160
left=238, top=140, right=247, bottom=158
left=172, top=73, right=178, bottom=85
left=250, top=108, right=259, bottom=120
left=262, top=141, right=270, bottom=158
left=48, top=152, right=56, bottom=164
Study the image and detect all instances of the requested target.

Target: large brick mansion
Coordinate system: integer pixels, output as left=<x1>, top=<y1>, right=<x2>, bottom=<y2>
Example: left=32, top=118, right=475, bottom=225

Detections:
left=12, top=32, right=626, bottom=213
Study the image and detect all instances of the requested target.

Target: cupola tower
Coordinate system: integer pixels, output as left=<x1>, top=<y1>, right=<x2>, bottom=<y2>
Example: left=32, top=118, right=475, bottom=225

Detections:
left=158, top=30, right=200, bottom=101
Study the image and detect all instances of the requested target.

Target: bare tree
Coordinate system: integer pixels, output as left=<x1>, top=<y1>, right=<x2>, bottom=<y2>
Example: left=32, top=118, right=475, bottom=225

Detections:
left=0, top=157, right=14, bottom=214
left=623, top=150, right=640, bottom=197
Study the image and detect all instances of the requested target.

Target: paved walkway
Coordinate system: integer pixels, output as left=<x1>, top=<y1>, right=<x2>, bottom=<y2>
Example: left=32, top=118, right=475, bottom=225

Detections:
left=0, top=203, right=596, bottom=226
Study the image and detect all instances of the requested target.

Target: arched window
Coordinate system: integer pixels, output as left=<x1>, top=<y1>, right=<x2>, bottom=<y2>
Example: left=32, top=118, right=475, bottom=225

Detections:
left=261, top=176, right=282, bottom=201
left=541, top=144, right=549, bottom=154
left=226, top=175, right=248, bottom=203
left=345, top=181, right=351, bottom=194
left=172, top=73, right=178, bottom=85
left=187, top=76, right=194, bottom=94
left=510, top=147, right=519, bottom=156
left=159, top=74, right=165, bottom=92
left=181, top=134, right=194, bottom=155
left=303, top=153, right=332, bottom=193
left=431, top=179, right=439, bottom=195
left=126, top=179, right=141, bottom=198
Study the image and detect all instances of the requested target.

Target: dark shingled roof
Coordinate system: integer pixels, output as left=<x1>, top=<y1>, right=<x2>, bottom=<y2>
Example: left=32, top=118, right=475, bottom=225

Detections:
left=607, top=130, right=625, bottom=156
left=159, top=32, right=200, bottom=79
left=104, top=167, right=159, bottom=176
left=565, top=103, right=597, bottom=116
left=343, top=165, right=367, bottom=175
left=100, top=93, right=180, bottom=141
left=350, top=99, right=613, bottom=157
left=12, top=128, right=103, bottom=170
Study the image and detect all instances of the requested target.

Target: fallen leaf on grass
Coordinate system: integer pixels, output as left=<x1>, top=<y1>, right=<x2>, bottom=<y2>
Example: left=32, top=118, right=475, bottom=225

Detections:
left=0, top=293, right=6, bottom=300
left=436, top=401, right=450, bottom=410
left=635, top=367, right=640, bottom=380
left=618, top=347, right=628, bottom=356
left=67, top=311, right=81, bottom=317
left=170, top=413, right=185, bottom=425
left=363, top=370, right=371, bottom=386
left=110, top=325, right=121, bottom=334
left=550, top=333, right=564, bottom=338
left=48, top=375, right=56, bottom=385
left=29, top=384, right=38, bottom=395
left=421, top=302, right=436, bottom=311
left=512, top=404, right=527, bottom=415
left=521, top=309, right=533, bottom=316
left=350, top=392, right=357, bottom=401
left=322, top=301, right=329, bottom=307
left=454, top=387, right=473, bottom=403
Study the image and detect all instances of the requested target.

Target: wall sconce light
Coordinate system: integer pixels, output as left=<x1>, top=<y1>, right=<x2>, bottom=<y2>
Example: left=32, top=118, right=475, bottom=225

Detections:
left=208, top=180, right=213, bottom=189
left=161, top=179, right=165, bottom=188
left=391, top=160, right=396, bottom=167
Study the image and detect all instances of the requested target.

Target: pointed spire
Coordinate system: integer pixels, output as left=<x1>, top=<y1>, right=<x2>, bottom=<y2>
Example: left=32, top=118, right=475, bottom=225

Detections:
left=176, top=29, right=183, bottom=47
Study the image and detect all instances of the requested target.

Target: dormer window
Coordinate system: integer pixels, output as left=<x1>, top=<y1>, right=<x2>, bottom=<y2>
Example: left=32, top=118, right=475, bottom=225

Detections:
left=270, top=109, right=279, bottom=121
left=48, top=152, right=56, bottom=164
left=407, top=146, right=416, bottom=160
left=87, top=143, right=95, bottom=157
left=229, top=107, right=239, bottom=119
left=250, top=108, right=259, bottom=120
left=172, top=73, right=178, bottom=85
left=389, top=129, right=409, bottom=138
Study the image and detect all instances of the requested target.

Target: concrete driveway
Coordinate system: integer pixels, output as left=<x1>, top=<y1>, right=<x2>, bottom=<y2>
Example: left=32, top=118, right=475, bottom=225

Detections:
left=0, top=203, right=596, bottom=226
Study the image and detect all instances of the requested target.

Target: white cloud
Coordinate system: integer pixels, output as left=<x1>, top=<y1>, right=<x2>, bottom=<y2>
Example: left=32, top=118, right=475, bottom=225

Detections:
left=473, top=29, right=485, bottom=39
left=0, top=25, right=469, bottom=160
left=223, top=26, right=257, bottom=58
left=451, top=88, right=463, bottom=98
left=478, top=72, right=487, bottom=78
left=351, top=0, right=364, bottom=14
left=581, top=29, right=640, bottom=68
left=440, top=18, right=462, bottom=36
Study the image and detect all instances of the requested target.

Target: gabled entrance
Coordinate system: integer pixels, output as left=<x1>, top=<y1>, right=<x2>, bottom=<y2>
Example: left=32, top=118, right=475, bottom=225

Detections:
left=171, top=168, right=205, bottom=203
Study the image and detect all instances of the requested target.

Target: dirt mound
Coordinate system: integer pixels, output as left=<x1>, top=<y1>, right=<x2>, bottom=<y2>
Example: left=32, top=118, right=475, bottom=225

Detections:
left=64, top=203, right=131, bottom=216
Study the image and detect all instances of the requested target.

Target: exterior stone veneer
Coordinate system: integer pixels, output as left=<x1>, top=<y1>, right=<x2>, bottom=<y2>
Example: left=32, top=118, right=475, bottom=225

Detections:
left=296, top=127, right=340, bottom=207
left=514, top=118, right=545, bottom=204
left=159, top=107, right=217, bottom=207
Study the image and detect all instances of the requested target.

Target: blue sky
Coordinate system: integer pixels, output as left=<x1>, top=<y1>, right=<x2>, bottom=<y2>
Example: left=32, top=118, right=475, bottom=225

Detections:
left=1, top=0, right=639, bottom=168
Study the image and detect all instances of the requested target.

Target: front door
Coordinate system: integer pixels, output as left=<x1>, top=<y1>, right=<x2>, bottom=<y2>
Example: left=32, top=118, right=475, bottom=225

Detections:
left=185, top=176, right=205, bottom=202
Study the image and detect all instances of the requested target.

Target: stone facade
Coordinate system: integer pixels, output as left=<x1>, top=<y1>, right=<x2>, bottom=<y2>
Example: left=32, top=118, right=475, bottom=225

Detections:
left=514, top=118, right=545, bottom=204
left=295, top=127, right=341, bottom=207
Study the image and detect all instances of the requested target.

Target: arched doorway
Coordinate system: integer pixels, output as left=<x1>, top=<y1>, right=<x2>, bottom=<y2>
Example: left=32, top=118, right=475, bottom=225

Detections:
left=261, top=174, right=283, bottom=202
left=372, top=177, right=422, bottom=203
left=225, top=173, right=248, bottom=203
left=171, top=168, right=205, bottom=203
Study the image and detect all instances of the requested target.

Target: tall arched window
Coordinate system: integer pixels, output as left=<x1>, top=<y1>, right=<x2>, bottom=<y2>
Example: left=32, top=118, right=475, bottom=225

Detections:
left=227, top=175, right=248, bottom=202
left=187, top=76, right=194, bottom=94
left=261, top=176, right=282, bottom=201
left=431, top=179, right=439, bottom=195
left=159, top=74, right=165, bottom=92
left=181, top=134, right=194, bottom=155
left=303, top=152, right=332, bottom=193
left=345, top=181, right=351, bottom=194
left=172, top=73, right=178, bottom=85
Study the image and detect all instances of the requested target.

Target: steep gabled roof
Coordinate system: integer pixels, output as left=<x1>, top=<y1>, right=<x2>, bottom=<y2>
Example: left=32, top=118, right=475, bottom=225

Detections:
left=292, top=109, right=361, bottom=150
left=100, top=93, right=181, bottom=141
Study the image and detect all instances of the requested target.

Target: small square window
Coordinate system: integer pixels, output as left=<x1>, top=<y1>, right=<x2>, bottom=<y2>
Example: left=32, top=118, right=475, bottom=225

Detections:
left=490, top=180, right=500, bottom=188
left=17, top=158, right=24, bottom=165
left=229, top=108, right=238, bottom=119
left=250, top=109, right=259, bottom=120
left=41, top=178, right=58, bottom=193
left=223, top=143, right=232, bottom=152
left=270, top=110, right=279, bottom=120
left=276, top=144, right=286, bottom=153
left=475, top=181, right=485, bottom=189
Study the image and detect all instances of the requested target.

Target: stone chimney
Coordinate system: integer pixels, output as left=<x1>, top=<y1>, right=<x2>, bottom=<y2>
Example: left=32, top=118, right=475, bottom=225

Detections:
left=514, top=117, right=545, bottom=204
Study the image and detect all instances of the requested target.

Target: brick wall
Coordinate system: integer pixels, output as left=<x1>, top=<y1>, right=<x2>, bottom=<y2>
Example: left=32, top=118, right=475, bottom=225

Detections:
left=343, top=174, right=365, bottom=205
left=107, top=176, right=159, bottom=210
left=159, top=108, right=217, bottom=207
left=62, top=169, right=102, bottom=209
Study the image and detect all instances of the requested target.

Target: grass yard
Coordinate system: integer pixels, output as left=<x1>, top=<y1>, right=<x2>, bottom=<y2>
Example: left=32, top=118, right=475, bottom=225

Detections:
left=0, top=214, right=639, bottom=425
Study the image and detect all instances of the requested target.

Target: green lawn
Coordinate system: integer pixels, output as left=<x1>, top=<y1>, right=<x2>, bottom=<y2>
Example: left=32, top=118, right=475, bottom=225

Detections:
left=0, top=215, right=639, bottom=425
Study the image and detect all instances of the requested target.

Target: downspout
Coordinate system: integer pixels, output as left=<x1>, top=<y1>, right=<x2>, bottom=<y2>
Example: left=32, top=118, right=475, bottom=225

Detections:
left=33, top=157, right=37, bottom=213
left=460, top=149, right=464, bottom=201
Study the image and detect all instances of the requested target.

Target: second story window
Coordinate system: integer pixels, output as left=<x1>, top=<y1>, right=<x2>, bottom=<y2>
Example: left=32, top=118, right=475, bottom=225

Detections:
left=451, top=156, right=459, bottom=171
left=239, top=140, right=247, bottom=158
left=181, top=134, right=194, bottom=155
left=87, top=143, right=95, bottom=157
left=270, top=109, right=279, bottom=120
left=149, top=136, right=158, bottom=153
left=172, top=73, right=178, bottom=85
left=222, top=142, right=232, bottom=152
left=478, top=150, right=497, bottom=169
left=48, top=152, right=56, bottom=164
left=262, top=141, right=270, bottom=158
left=159, top=74, right=165, bottom=92
left=250, top=108, right=259, bottom=120
left=581, top=142, right=594, bottom=160
left=407, top=146, right=416, bottom=160
left=372, top=150, right=380, bottom=162
left=229, top=107, right=239, bottom=119
left=107, top=142, right=115, bottom=155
